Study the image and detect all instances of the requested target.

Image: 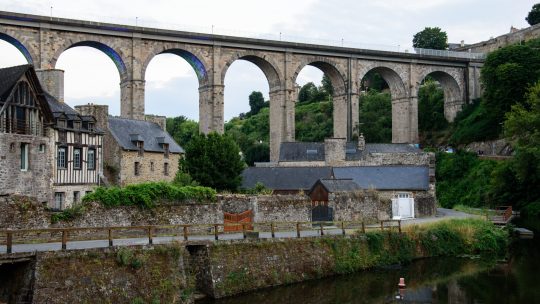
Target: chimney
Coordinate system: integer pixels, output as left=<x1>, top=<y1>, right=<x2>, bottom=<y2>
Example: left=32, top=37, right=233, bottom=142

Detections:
left=324, top=138, right=346, bottom=166
left=357, top=133, right=365, bottom=151
left=145, top=114, right=167, bottom=131
left=36, top=69, right=64, bottom=102
left=75, top=103, right=109, bottom=132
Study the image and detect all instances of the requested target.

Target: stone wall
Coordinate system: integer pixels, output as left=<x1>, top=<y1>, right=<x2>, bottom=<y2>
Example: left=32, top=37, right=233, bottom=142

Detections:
left=462, top=138, right=513, bottom=156
left=0, top=133, right=53, bottom=203
left=277, top=152, right=433, bottom=167
left=454, top=24, right=540, bottom=53
left=119, top=151, right=180, bottom=186
left=330, top=191, right=392, bottom=223
left=32, top=245, right=193, bottom=304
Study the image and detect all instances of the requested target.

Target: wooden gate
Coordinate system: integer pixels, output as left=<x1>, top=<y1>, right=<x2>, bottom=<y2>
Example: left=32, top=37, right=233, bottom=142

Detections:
left=224, top=210, right=253, bottom=232
left=312, top=201, right=333, bottom=222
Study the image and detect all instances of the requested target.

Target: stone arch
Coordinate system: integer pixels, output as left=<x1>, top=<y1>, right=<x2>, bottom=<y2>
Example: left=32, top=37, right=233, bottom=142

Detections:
left=220, top=52, right=282, bottom=92
left=51, top=40, right=128, bottom=82
left=292, top=58, right=348, bottom=96
left=418, top=69, right=465, bottom=122
left=0, top=31, right=36, bottom=65
left=357, top=64, right=411, bottom=143
left=141, top=45, right=209, bottom=87
left=292, top=58, right=349, bottom=139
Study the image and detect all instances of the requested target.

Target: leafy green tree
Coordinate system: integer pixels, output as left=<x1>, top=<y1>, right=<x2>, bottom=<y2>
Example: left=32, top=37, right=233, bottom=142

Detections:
left=418, top=80, right=447, bottom=132
left=182, top=133, right=245, bottom=191
left=321, top=74, right=334, bottom=96
left=361, top=71, right=388, bottom=92
left=298, top=82, right=318, bottom=103
left=248, top=91, right=265, bottom=116
left=166, top=116, right=199, bottom=148
left=526, top=3, right=540, bottom=25
left=358, top=91, right=392, bottom=142
left=481, top=42, right=540, bottom=126
left=244, top=143, right=270, bottom=166
left=412, top=27, right=448, bottom=50
left=295, top=101, right=333, bottom=141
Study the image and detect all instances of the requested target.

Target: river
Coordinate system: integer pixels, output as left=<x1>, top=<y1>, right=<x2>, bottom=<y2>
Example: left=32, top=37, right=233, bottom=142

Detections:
left=197, top=240, right=540, bottom=304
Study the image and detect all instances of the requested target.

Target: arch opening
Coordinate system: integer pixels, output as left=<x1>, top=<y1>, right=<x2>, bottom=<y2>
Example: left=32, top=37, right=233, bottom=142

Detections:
left=223, top=58, right=274, bottom=165
left=420, top=71, right=463, bottom=123
left=159, top=49, right=208, bottom=84
left=358, top=66, right=409, bottom=143
left=293, top=60, right=347, bottom=140
left=0, top=33, right=33, bottom=65
left=65, top=41, right=127, bottom=80
left=55, top=46, right=121, bottom=115
left=144, top=52, right=200, bottom=147
left=294, top=65, right=333, bottom=142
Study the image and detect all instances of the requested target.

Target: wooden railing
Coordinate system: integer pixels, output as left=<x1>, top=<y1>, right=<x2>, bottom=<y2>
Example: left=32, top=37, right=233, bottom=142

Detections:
left=0, top=220, right=402, bottom=254
left=0, top=118, right=47, bottom=136
left=488, top=206, right=513, bottom=224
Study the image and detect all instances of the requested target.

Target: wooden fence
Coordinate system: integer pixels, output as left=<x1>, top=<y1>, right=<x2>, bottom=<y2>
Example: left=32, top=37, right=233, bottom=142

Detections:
left=0, top=220, right=402, bottom=254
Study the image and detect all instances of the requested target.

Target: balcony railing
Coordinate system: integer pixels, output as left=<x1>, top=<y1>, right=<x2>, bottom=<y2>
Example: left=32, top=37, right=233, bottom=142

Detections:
left=0, top=118, right=47, bottom=136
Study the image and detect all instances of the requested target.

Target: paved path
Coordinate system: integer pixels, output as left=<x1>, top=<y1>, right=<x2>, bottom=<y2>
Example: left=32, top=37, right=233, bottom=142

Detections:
left=0, top=208, right=478, bottom=255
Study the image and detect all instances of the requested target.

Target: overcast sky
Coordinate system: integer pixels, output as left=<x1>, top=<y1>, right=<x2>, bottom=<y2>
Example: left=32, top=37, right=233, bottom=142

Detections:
left=0, top=0, right=536, bottom=121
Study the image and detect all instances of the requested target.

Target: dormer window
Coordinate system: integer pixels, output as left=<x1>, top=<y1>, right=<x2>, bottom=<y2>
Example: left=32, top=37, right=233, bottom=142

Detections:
left=74, top=121, right=81, bottom=130
left=88, top=122, right=94, bottom=131
left=57, top=119, right=66, bottom=128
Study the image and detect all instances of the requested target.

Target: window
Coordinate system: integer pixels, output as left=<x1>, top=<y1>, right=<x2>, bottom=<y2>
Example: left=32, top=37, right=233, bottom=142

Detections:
left=164, top=162, right=169, bottom=176
left=87, top=149, right=96, bottom=170
left=164, top=143, right=169, bottom=159
left=73, top=191, right=80, bottom=204
left=88, top=122, right=94, bottom=131
left=150, top=161, right=154, bottom=172
left=39, top=144, right=46, bottom=153
left=74, top=121, right=81, bottom=130
left=54, top=192, right=64, bottom=209
left=57, top=147, right=67, bottom=169
left=57, top=119, right=66, bottom=128
left=58, top=131, right=67, bottom=143
left=137, top=141, right=144, bottom=156
left=20, top=143, right=28, bottom=171
left=73, top=148, right=82, bottom=169
left=74, top=132, right=82, bottom=144
left=134, top=162, right=140, bottom=176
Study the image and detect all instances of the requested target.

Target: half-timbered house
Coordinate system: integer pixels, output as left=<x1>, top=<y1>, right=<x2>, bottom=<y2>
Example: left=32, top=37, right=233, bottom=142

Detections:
left=46, top=95, right=104, bottom=209
left=0, top=65, right=54, bottom=203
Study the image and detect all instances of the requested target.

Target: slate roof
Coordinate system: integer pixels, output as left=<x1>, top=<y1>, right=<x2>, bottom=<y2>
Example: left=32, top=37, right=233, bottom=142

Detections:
left=241, top=166, right=333, bottom=190
left=279, top=142, right=422, bottom=162
left=314, top=178, right=362, bottom=193
left=45, top=92, right=79, bottom=115
left=333, top=166, right=429, bottom=190
left=108, top=116, right=184, bottom=153
left=0, top=64, right=31, bottom=101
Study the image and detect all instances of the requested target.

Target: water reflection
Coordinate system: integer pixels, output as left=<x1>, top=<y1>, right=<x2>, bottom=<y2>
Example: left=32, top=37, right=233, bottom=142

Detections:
left=198, top=241, right=540, bottom=304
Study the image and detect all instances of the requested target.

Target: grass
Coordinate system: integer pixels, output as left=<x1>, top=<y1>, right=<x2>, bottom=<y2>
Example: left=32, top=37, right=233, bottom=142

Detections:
left=453, top=204, right=496, bottom=217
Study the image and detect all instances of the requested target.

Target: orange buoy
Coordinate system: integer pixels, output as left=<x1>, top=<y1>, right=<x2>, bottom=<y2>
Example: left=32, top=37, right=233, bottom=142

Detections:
left=398, top=277, right=406, bottom=288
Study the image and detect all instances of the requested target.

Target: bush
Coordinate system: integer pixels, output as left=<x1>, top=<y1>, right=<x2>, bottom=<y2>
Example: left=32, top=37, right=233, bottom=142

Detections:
left=51, top=203, right=88, bottom=223
left=83, top=182, right=217, bottom=208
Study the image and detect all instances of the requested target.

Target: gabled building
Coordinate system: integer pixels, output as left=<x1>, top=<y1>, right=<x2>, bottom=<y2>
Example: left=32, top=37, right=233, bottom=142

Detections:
left=0, top=65, right=54, bottom=203
left=46, top=94, right=104, bottom=209
left=76, top=104, right=184, bottom=186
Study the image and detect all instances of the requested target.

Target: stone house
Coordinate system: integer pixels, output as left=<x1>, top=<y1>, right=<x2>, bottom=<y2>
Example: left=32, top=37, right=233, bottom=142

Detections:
left=0, top=65, right=54, bottom=203
left=46, top=94, right=104, bottom=209
left=76, top=104, right=183, bottom=186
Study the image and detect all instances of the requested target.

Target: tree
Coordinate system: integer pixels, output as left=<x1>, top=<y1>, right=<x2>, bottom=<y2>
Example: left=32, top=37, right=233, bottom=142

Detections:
left=412, top=27, right=448, bottom=50
left=526, top=3, right=540, bottom=25
left=418, top=80, right=447, bottom=132
left=298, top=82, right=318, bottom=103
left=248, top=91, right=265, bottom=116
left=321, top=74, right=334, bottom=96
left=358, top=91, right=392, bottom=143
left=182, top=133, right=245, bottom=191
left=244, top=143, right=270, bottom=166
left=480, top=42, right=540, bottom=125
left=166, top=116, right=199, bottom=148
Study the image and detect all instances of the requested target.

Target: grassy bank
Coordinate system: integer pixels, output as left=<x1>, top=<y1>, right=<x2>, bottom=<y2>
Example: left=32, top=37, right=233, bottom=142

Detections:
left=210, top=218, right=508, bottom=297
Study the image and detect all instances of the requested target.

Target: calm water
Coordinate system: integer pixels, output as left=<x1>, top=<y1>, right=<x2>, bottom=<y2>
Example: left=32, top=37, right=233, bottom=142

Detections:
left=197, top=240, right=540, bottom=304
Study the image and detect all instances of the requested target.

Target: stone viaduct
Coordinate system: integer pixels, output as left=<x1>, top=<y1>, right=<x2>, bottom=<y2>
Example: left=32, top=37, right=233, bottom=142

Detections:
left=0, top=11, right=484, bottom=161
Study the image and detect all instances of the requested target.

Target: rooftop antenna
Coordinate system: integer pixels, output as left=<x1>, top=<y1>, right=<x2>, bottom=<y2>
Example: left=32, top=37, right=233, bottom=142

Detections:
left=135, top=16, right=138, bottom=27
left=50, top=6, right=53, bottom=19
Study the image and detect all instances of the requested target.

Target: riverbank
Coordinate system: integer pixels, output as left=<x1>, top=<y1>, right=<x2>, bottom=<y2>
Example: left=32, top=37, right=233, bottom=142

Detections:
left=0, top=218, right=508, bottom=303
